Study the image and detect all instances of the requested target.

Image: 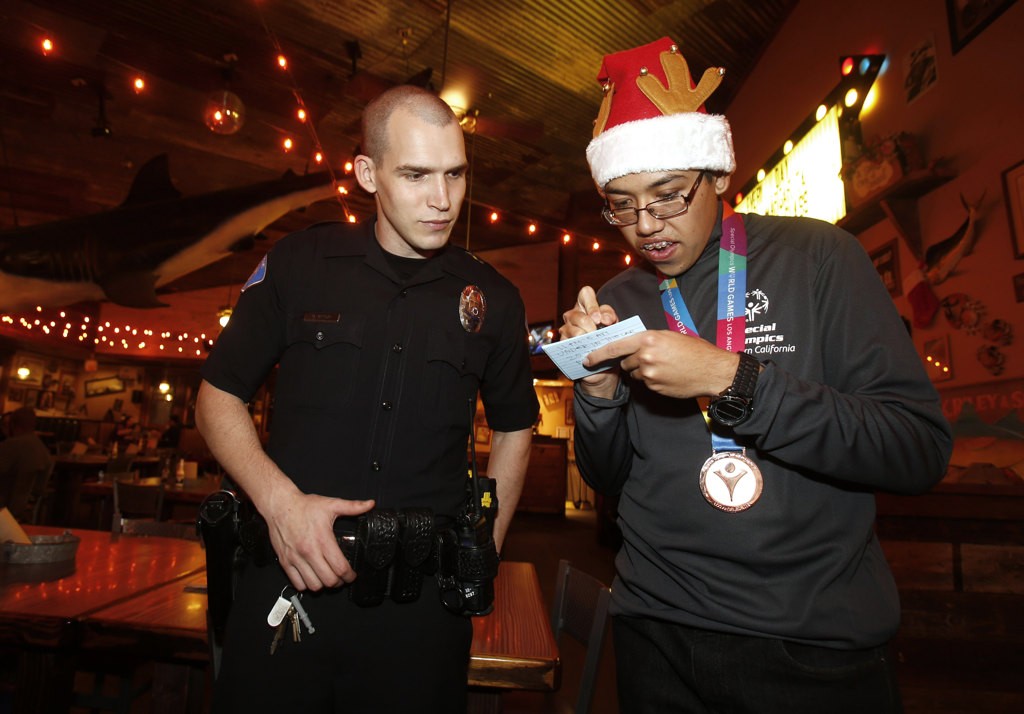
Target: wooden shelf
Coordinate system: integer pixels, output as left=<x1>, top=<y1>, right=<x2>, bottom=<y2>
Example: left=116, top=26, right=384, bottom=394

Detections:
left=838, top=166, right=955, bottom=257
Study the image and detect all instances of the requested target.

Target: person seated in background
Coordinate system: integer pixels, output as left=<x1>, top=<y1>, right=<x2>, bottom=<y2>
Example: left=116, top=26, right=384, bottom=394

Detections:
left=157, top=414, right=183, bottom=450
left=0, top=406, right=54, bottom=522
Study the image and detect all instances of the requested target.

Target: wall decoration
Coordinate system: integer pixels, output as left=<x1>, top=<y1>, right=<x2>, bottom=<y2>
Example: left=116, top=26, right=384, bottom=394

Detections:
left=7, top=387, right=24, bottom=403
left=1001, top=158, right=1024, bottom=258
left=870, top=240, right=901, bottom=296
left=946, top=0, right=1018, bottom=55
left=84, top=375, right=126, bottom=398
left=976, top=345, right=1006, bottom=376
left=923, top=336, right=954, bottom=382
left=904, top=36, right=938, bottom=104
left=13, top=357, right=45, bottom=387
left=923, top=193, right=983, bottom=285
left=565, top=395, right=575, bottom=426
left=1014, top=272, right=1024, bottom=302
left=474, top=426, right=491, bottom=445
left=541, top=391, right=560, bottom=408
left=938, top=377, right=1024, bottom=485
left=941, top=293, right=986, bottom=333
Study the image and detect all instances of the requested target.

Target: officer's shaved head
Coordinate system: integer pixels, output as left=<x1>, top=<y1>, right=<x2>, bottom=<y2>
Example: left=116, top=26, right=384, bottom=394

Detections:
left=361, top=86, right=458, bottom=162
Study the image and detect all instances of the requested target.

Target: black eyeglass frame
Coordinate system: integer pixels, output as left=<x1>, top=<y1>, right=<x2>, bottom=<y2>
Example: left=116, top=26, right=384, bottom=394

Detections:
left=601, top=171, right=707, bottom=226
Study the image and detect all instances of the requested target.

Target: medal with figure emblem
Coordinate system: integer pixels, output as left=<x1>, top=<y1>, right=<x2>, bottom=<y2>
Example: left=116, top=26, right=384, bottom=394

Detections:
left=699, top=450, right=763, bottom=512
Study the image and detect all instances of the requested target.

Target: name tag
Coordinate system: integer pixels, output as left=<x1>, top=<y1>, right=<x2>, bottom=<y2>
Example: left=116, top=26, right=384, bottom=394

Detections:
left=302, top=312, right=341, bottom=323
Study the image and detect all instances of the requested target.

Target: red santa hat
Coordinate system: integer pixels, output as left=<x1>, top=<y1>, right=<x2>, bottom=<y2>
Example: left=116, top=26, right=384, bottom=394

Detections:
left=586, top=37, right=735, bottom=188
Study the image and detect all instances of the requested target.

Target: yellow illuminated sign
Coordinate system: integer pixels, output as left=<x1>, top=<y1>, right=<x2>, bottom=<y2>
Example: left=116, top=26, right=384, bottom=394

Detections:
left=735, top=105, right=846, bottom=224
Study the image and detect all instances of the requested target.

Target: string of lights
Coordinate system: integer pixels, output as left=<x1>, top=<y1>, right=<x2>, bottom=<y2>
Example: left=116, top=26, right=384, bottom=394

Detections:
left=0, top=307, right=214, bottom=358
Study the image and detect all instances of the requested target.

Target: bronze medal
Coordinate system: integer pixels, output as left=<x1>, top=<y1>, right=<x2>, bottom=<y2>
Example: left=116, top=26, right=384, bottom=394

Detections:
left=699, top=450, right=763, bottom=512
left=459, top=285, right=486, bottom=333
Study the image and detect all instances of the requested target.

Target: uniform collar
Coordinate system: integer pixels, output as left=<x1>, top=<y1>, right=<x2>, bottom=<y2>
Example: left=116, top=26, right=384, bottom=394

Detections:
left=318, top=218, right=483, bottom=284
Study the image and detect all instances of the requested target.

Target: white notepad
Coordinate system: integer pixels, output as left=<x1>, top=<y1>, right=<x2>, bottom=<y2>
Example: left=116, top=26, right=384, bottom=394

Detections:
left=541, top=315, right=647, bottom=381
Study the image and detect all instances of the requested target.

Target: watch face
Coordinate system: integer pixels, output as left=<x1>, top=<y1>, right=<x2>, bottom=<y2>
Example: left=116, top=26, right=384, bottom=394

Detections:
left=709, top=395, right=750, bottom=427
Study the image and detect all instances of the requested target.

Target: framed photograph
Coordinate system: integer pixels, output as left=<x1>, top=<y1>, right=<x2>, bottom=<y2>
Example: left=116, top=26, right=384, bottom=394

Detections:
left=474, top=426, right=491, bottom=445
left=7, top=387, right=24, bottom=403
left=1014, top=272, right=1024, bottom=302
left=84, top=375, right=126, bottom=398
left=564, top=395, right=575, bottom=426
left=946, top=0, right=1017, bottom=55
left=870, top=240, right=901, bottom=297
left=14, top=357, right=45, bottom=387
left=1002, top=158, right=1024, bottom=258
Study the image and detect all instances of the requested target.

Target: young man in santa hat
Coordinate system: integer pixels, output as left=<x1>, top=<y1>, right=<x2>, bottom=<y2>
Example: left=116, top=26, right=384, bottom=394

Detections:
left=560, top=37, right=951, bottom=713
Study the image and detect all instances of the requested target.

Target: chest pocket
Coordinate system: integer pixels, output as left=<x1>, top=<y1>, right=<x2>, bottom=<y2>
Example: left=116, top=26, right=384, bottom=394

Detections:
left=418, top=328, right=488, bottom=433
left=277, top=314, right=365, bottom=410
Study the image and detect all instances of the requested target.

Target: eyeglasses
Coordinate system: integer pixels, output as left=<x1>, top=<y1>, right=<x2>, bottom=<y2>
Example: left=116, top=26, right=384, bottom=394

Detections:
left=601, top=172, right=706, bottom=226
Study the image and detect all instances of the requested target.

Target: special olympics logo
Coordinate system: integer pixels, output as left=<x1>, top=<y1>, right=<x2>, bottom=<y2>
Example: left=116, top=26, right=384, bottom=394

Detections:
left=746, top=289, right=769, bottom=322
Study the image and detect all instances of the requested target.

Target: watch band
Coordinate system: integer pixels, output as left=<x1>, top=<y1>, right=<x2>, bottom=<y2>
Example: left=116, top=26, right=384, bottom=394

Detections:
left=726, top=351, right=760, bottom=401
left=708, top=351, right=760, bottom=427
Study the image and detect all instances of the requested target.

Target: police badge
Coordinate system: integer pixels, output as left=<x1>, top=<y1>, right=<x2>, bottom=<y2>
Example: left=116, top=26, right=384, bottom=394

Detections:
left=459, top=285, right=486, bottom=333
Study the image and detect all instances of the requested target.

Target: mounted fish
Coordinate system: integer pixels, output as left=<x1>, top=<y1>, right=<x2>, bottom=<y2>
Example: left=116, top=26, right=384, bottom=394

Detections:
left=0, top=155, right=339, bottom=311
left=923, top=192, right=984, bottom=285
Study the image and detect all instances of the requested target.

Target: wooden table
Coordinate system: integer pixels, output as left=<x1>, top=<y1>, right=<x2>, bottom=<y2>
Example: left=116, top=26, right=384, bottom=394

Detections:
left=79, top=475, right=223, bottom=525
left=77, top=560, right=559, bottom=712
left=0, top=525, right=205, bottom=713
left=49, top=454, right=162, bottom=525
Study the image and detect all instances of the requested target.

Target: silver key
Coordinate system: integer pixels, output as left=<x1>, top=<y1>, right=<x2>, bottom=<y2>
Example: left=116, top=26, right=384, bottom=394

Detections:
left=290, top=608, right=301, bottom=643
left=270, top=617, right=287, bottom=654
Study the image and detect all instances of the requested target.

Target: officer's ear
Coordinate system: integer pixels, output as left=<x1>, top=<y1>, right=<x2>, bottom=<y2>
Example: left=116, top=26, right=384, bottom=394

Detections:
left=354, top=154, right=377, bottom=195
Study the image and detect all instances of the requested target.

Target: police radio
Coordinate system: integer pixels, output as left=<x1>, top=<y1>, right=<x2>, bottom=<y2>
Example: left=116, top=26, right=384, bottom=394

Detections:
left=438, top=399, right=500, bottom=616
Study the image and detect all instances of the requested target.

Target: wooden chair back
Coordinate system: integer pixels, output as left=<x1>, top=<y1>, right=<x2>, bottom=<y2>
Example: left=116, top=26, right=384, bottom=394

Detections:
left=550, top=559, right=612, bottom=714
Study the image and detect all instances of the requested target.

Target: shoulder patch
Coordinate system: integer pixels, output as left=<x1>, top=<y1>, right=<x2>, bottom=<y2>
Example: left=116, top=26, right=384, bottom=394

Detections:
left=241, top=254, right=268, bottom=292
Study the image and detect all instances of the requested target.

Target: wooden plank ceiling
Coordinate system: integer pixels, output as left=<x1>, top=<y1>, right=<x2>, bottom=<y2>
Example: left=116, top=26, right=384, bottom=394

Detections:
left=0, top=0, right=796, bottom=297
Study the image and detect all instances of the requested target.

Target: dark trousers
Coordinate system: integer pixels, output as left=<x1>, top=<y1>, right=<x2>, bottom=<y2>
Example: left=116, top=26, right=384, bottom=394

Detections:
left=614, top=615, right=902, bottom=714
left=213, top=561, right=473, bottom=713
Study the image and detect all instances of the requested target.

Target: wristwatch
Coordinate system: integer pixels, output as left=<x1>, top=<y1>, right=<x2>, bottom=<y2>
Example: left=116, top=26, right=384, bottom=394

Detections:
left=708, top=351, right=760, bottom=427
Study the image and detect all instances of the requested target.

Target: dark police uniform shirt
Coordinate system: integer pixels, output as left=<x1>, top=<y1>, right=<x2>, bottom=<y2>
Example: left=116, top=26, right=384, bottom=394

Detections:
left=202, top=220, right=539, bottom=519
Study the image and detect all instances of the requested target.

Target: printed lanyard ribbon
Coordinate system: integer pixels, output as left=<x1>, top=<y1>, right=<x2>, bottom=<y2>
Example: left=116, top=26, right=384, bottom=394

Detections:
left=658, top=203, right=748, bottom=451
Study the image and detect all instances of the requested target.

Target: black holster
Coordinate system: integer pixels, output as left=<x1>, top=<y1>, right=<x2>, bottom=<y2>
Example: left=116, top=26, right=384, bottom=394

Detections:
left=436, top=475, right=500, bottom=617
left=196, top=490, right=245, bottom=647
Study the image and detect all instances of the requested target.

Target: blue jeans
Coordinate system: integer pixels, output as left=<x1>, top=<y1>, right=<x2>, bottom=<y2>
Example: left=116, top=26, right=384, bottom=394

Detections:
left=614, top=615, right=902, bottom=714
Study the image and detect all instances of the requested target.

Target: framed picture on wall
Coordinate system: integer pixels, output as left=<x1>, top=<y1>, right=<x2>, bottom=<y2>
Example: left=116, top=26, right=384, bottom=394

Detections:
left=946, top=0, right=1017, bottom=55
left=564, top=395, right=575, bottom=426
left=869, top=240, right=901, bottom=297
left=84, top=375, right=126, bottom=398
left=474, top=426, right=491, bottom=445
left=1002, top=158, right=1024, bottom=258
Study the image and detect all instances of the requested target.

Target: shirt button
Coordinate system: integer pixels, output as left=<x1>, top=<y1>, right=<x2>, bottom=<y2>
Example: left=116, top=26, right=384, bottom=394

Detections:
left=371, top=460, right=381, bottom=471
left=400, top=289, right=408, bottom=298
left=392, top=343, right=403, bottom=353
left=315, top=331, right=324, bottom=341
left=381, top=401, right=392, bottom=411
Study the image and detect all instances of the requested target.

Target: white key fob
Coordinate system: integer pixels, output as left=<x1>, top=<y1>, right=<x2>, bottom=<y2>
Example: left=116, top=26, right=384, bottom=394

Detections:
left=267, top=595, right=292, bottom=628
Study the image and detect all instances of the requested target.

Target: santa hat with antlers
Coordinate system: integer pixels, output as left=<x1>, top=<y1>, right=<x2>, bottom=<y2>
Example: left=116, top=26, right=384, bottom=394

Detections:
left=586, top=37, right=735, bottom=189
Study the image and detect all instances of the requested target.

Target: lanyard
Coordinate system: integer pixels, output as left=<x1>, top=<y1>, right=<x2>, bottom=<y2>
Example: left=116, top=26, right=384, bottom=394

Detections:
left=658, top=203, right=747, bottom=451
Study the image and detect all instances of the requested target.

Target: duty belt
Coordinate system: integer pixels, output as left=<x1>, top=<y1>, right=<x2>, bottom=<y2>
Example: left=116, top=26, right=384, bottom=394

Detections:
left=239, top=509, right=456, bottom=606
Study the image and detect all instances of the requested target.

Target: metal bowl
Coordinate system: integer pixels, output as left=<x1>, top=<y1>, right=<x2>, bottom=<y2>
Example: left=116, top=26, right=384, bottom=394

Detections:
left=1, top=532, right=80, bottom=564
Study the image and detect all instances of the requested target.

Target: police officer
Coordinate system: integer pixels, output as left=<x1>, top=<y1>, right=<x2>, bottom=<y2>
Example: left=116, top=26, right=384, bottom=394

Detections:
left=196, top=85, right=539, bottom=713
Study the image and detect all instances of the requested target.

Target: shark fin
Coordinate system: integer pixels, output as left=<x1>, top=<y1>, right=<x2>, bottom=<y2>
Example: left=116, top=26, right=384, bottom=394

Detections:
left=99, top=271, right=168, bottom=308
left=120, top=154, right=182, bottom=206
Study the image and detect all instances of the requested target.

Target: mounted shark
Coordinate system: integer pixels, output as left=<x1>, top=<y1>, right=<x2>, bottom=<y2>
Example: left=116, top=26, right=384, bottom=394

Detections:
left=923, top=192, right=984, bottom=285
left=0, top=155, right=340, bottom=310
